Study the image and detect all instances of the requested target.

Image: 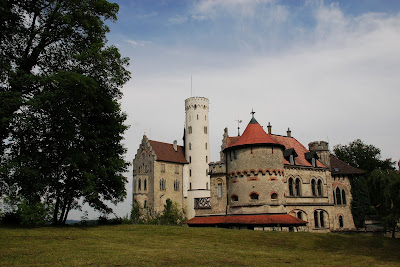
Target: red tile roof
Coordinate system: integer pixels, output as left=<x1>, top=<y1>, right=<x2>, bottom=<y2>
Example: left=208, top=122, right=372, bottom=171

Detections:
left=185, top=214, right=307, bottom=226
left=270, top=135, right=326, bottom=168
left=225, top=118, right=282, bottom=150
left=148, top=140, right=188, bottom=164
left=330, top=155, right=364, bottom=175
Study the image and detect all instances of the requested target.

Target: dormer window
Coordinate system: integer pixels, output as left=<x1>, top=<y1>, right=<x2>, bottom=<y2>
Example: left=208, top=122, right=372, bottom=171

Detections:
left=305, top=151, right=319, bottom=167
left=290, top=155, right=295, bottom=165
left=284, top=148, right=298, bottom=165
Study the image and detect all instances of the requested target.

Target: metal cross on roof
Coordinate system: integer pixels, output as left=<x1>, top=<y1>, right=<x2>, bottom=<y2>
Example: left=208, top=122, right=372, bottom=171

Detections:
left=250, top=109, right=255, bottom=118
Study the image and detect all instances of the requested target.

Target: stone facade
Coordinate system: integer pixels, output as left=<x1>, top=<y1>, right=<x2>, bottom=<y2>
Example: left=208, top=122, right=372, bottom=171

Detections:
left=132, top=97, right=361, bottom=231
left=189, top=115, right=360, bottom=232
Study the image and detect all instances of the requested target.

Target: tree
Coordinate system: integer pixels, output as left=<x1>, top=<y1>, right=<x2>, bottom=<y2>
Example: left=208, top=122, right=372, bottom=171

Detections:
left=368, top=170, right=400, bottom=238
left=349, top=176, right=370, bottom=228
left=160, top=199, right=186, bottom=226
left=333, top=139, right=395, bottom=176
left=0, top=1, right=130, bottom=224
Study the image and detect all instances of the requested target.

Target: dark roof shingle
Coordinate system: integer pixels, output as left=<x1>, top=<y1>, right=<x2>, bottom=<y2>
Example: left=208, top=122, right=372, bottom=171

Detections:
left=148, top=140, right=188, bottom=164
left=330, top=155, right=364, bottom=175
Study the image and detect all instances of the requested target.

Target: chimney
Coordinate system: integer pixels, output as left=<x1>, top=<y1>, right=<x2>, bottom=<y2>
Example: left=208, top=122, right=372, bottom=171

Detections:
left=267, top=122, right=272, bottom=134
left=173, top=140, right=178, bottom=152
left=287, top=128, right=291, bottom=137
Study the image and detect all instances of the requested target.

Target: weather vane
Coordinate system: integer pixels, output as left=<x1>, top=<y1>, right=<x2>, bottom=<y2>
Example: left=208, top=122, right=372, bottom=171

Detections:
left=250, top=109, right=255, bottom=118
left=236, top=119, right=242, bottom=136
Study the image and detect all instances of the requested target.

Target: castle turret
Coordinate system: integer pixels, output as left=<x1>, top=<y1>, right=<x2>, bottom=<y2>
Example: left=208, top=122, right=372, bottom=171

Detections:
left=308, top=141, right=330, bottom=168
left=184, top=97, right=210, bottom=218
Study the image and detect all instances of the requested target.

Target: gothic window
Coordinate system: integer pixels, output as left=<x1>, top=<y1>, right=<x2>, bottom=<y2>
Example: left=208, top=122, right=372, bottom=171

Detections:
left=161, top=164, right=165, bottom=173
left=339, top=215, right=344, bottom=228
left=218, top=183, right=223, bottom=198
left=295, top=178, right=301, bottom=196
left=231, top=195, right=238, bottom=202
left=317, top=179, right=322, bottom=196
left=336, top=187, right=342, bottom=205
left=250, top=192, right=259, bottom=200
left=342, top=189, right=347, bottom=205
left=271, top=193, right=278, bottom=200
left=288, top=178, right=294, bottom=196
left=311, top=179, right=316, bottom=196
left=314, top=210, right=327, bottom=228
left=144, top=200, right=147, bottom=208
left=144, top=179, right=147, bottom=191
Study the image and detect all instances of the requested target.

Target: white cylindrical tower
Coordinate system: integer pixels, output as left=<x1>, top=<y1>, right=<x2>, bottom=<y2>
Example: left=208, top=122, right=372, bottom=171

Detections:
left=184, top=97, right=210, bottom=218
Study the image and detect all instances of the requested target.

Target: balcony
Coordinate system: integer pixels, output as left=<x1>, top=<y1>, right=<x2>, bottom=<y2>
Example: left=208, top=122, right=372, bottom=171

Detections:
left=194, top=197, right=211, bottom=209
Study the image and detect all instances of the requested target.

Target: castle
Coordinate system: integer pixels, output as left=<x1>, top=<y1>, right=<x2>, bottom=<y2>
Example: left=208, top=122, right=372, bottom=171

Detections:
left=132, top=97, right=363, bottom=231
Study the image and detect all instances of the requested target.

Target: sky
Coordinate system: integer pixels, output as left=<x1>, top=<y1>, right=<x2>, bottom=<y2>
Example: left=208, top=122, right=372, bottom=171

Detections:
left=70, top=0, right=400, bottom=219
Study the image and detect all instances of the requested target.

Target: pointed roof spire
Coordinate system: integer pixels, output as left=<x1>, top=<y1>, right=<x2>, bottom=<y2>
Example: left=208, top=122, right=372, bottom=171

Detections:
left=224, top=112, right=283, bottom=150
left=249, top=109, right=258, bottom=124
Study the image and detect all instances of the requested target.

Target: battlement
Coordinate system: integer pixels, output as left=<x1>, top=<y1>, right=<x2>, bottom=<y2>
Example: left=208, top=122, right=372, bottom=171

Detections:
left=209, top=161, right=226, bottom=175
left=308, top=141, right=329, bottom=152
left=185, top=97, right=209, bottom=111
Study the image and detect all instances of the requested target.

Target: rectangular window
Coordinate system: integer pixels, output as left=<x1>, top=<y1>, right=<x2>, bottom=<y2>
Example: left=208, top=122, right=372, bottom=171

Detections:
left=218, top=183, right=223, bottom=198
left=161, top=164, right=165, bottom=172
left=204, top=126, right=207, bottom=134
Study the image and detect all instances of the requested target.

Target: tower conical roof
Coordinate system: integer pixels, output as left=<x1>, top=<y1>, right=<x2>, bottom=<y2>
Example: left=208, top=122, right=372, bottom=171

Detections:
left=225, top=116, right=282, bottom=150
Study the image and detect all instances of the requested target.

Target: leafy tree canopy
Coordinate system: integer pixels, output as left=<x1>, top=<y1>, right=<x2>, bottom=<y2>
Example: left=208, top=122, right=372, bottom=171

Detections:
left=0, top=0, right=130, bottom=225
left=368, top=170, right=400, bottom=238
left=333, top=139, right=395, bottom=176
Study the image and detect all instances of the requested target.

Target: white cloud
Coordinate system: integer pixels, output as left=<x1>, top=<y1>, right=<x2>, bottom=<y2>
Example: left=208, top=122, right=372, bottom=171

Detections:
left=126, top=39, right=152, bottom=48
left=168, top=15, right=189, bottom=24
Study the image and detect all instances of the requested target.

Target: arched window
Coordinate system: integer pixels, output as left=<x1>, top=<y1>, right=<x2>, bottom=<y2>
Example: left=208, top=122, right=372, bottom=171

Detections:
left=231, top=195, right=238, bottom=202
left=339, top=215, right=344, bottom=228
left=250, top=192, right=259, bottom=200
left=189, top=143, right=191, bottom=150
left=297, top=211, right=303, bottom=220
left=317, top=179, right=322, bottom=196
left=144, top=179, right=147, bottom=190
left=271, top=193, right=278, bottom=200
left=336, top=187, right=342, bottom=205
left=138, top=178, right=142, bottom=190
left=320, top=211, right=325, bottom=228
left=314, top=211, right=319, bottom=228
left=206, top=156, right=208, bottom=163
left=295, top=178, right=301, bottom=196
left=190, top=182, right=192, bottom=190
left=342, top=189, right=346, bottom=205
left=311, top=179, right=316, bottom=196
left=288, top=178, right=294, bottom=196
left=218, top=183, right=223, bottom=198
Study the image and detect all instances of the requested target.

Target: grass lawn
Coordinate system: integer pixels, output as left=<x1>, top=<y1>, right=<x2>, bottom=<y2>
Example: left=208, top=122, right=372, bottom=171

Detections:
left=0, top=224, right=399, bottom=266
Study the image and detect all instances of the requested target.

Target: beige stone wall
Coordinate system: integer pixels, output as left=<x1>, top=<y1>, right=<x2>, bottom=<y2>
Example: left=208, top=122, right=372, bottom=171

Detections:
left=225, top=146, right=286, bottom=214
left=133, top=138, right=185, bottom=214
left=151, top=161, right=184, bottom=212
left=331, top=175, right=355, bottom=229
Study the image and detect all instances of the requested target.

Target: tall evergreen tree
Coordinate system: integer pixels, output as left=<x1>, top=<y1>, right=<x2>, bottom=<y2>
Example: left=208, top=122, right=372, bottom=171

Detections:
left=0, top=1, right=130, bottom=224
